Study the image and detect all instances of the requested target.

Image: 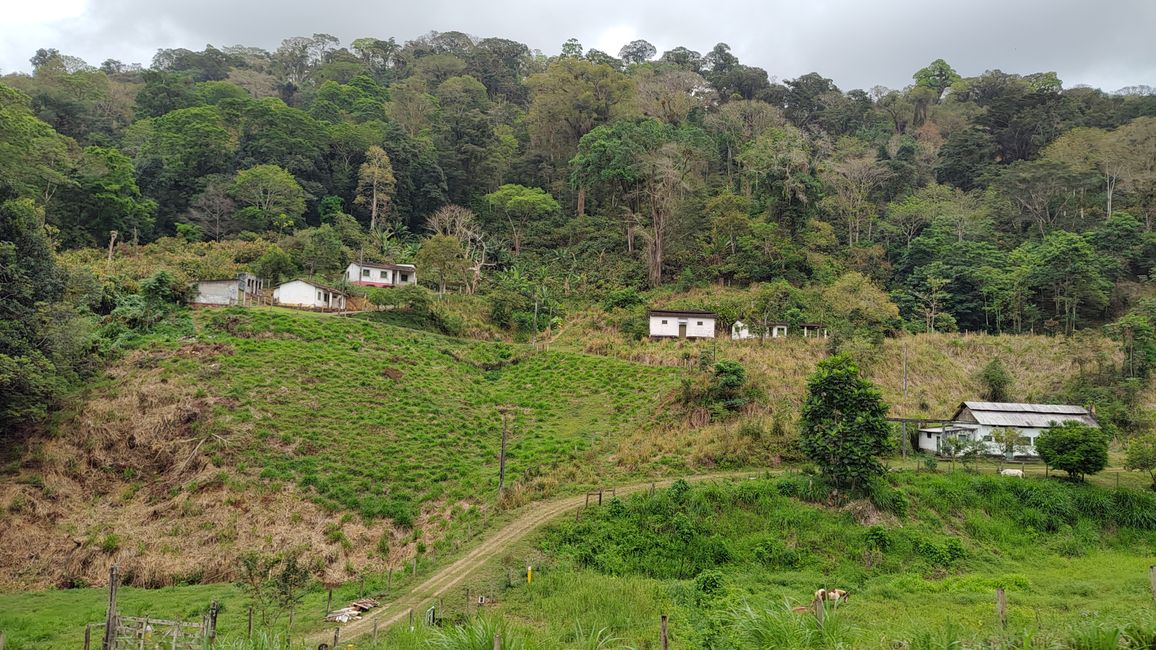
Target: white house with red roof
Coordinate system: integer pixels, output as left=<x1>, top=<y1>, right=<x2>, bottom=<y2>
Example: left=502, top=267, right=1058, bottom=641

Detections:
left=345, top=262, right=417, bottom=288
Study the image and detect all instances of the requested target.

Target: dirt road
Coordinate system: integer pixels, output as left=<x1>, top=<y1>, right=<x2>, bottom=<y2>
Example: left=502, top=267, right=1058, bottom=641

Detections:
left=310, top=472, right=747, bottom=644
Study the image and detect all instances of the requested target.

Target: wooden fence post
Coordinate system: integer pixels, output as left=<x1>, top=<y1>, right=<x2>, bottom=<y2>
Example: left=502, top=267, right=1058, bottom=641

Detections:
left=493, top=633, right=501, bottom=650
left=102, top=564, right=119, bottom=650
left=373, top=620, right=379, bottom=644
left=996, top=588, right=1007, bottom=628
left=1149, top=565, right=1155, bottom=602
left=332, top=627, right=340, bottom=648
left=247, top=607, right=253, bottom=641
left=814, top=598, right=825, bottom=626
left=325, top=589, right=333, bottom=615
left=408, top=608, right=414, bottom=631
left=84, top=625, right=92, bottom=650
left=660, top=615, right=669, bottom=650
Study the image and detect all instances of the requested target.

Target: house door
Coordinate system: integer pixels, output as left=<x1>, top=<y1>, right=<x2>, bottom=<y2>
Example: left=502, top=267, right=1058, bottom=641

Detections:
left=678, top=322, right=687, bottom=338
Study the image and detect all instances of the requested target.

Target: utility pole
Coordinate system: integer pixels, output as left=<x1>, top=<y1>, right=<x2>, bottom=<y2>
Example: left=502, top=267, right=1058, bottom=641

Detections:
left=497, top=406, right=512, bottom=496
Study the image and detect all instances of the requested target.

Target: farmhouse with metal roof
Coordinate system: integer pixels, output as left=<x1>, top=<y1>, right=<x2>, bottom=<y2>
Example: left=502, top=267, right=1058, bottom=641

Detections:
left=918, top=401, right=1098, bottom=458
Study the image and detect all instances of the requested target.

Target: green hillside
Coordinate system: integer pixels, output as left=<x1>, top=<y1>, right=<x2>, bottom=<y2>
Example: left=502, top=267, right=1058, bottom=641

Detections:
left=376, top=472, right=1156, bottom=649
left=0, top=307, right=679, bottom=592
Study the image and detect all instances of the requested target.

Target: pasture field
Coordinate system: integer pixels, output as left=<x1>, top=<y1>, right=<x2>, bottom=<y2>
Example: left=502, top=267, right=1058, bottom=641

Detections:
left=364, top=471, right=1156, bottom=649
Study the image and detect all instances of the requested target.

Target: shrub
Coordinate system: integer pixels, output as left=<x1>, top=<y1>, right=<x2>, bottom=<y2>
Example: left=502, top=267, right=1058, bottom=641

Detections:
left=1124, top=435, right=1156, bottom=490
left=1036, top=422, right=1109, bottom=481
left=978, top=358, right=1013, bottom=402
left=799, top=353, right=892, bottom=492
left=602, top=287, right=643, bottom=311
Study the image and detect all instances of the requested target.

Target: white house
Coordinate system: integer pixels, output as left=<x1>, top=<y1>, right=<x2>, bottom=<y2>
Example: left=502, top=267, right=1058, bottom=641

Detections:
left=191, top=273, right=264, bottom=307
left=649, top=310, right=716, bottom=339
left=346, top=262, right=417, bottom=288
left=918, top=401, right=1099, bottom=458
left=731, top=320, right=788, bottom=340
left=273, top=279, right=347, bottom=311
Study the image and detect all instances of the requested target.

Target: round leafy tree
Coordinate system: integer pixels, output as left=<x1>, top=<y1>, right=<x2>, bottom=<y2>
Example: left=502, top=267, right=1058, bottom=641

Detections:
left=799, top=353, right=892, bottom=491
left=1035, top=421, right=1108, bottom=481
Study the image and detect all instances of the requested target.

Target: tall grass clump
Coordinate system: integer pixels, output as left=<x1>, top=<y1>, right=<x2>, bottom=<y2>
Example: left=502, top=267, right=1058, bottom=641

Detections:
left=729, top=602, right=854, bottom=649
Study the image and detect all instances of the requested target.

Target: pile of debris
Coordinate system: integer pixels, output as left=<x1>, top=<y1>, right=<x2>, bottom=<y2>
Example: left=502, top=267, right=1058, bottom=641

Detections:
left=325, top=598, right=380, bottom=623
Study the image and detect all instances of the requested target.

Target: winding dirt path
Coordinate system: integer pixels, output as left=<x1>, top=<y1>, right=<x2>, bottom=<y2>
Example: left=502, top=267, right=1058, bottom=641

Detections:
left=310, top=472, right=748, bottom=644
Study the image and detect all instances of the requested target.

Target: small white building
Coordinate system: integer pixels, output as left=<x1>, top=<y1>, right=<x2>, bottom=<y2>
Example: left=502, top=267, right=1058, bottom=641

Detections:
left=273, top=279, right=347, bottom=311
left=649, top=310, right=716, bottom=339
left=191, top=273, right=264, bottom=307
left=346, top=261, right=417, bottom=288
left=732, top=320, right=788, bottom=340
left=918, top=401, right=1099, bottom=458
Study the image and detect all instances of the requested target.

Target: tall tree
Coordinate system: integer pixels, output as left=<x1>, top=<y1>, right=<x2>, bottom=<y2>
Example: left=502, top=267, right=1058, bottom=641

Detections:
left=353, top=145, right=396, bottom=232
left=484, top=184, right=561, bottom=255
left=230, top=164, right=306, bottom=230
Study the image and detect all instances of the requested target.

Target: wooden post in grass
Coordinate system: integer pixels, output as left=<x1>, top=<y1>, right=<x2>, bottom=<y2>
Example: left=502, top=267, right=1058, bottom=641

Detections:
left=660, top=615, right=669, bottom=650
left=360, top=576, right=365, bottom=598
left=413, top=556, right=418, bottom=576
left=84, top=624, right=92, bottom=650
left=1149, top=565, right=1155, bottom=602
left=813, top=598, right=825, bottom=626
left=0, top=631, right=5, bottom=650
left=408, top=608, right=414, bottom=631
left=102, top=564, right=119, bottom=650
left=332, top=627, right=340, bottom=648
left=372, top=620, right=379, bottom=643
left=496, top=406, right=515, bottom=496
left=493, top=633, right=501, bottom=650
left=326, top=588, right=333, bottom=615
left=247, top=607, right=253, bottom=640
left=996, top=588, right=1007, bottom=628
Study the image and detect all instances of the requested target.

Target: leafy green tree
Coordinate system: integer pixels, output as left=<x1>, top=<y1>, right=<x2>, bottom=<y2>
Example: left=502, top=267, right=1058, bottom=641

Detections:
left=979, top=358, right=1014, bottom=402
left=0, top=199, right=71, bottom=434
left=230, top=165, right=306, bottom=231
left=54, top=146, right=157, bottom=247
left=1036, top=421, right=1109, bottom=481
left=618, top=39, right=656, bottom=65
left=991, top=427, right=1028, bottom=460
left=1124, top=435, right=1156, bottom=491
left=912, top=59, right=961, bottom=102
left=0, top=84, right=72, bottom=202
left=415, top=235, right=468, bottom=295
left=799, top=353, right=892, bottom=491
left=1027, top=231, right=1112, bottom=335
left=484, top=184, right=561, bottom=255
left=294, top=224, right=347, bottom=274
left=708, top=359, right=753, bottom=416
left=253, top=245, right=296, bottom=283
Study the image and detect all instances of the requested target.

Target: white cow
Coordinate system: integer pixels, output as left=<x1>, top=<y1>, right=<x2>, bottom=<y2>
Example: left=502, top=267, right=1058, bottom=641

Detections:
left=998, top=468, right=1024, bottom=478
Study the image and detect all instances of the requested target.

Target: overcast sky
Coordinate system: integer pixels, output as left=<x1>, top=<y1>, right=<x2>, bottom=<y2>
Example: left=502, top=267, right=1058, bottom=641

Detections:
left=3, top=0, right=1154, bottom=92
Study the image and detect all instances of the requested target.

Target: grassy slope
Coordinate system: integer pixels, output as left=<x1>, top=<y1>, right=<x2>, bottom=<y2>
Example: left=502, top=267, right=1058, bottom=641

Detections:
left=373, top=472, right=1156, bottom=649
left=0, top=307, right=680, bottom=593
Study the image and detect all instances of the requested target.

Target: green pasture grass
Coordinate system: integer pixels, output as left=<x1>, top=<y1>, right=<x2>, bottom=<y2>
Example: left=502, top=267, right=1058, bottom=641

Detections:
left=183, top=308, right=680, bottom=525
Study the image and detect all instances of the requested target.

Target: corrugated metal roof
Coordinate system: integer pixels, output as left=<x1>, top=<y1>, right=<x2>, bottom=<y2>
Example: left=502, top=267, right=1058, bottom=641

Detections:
left=953, top=402, right=1097, bottom=428
left=962, top=401, right=1089, bottom=414
left=649, top=310, right=717, bottom=317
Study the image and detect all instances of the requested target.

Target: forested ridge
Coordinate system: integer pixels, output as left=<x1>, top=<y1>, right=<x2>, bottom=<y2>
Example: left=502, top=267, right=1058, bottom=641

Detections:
left=2, top=32, right=1156, bottom=435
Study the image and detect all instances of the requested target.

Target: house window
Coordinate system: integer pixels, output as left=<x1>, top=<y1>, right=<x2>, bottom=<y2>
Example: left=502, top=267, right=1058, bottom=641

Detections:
left=317, top=291, right=322, bottom=300
left=982, top=435, right=993, bottom=442
left=926, top=432, right=932, bottom=439
left=697, top=321, right=703, bottom=326
left=361, top=269, right=370, bottom=277
left=661, top=320, right=668, bottom=325
left=380, top=270, right=388, bottom=279
left=400, top=273, right=408, bottom=282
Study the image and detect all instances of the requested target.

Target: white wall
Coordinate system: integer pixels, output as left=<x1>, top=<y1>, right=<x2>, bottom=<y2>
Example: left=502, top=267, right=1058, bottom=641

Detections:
left=346, top=263, right=418, bottom=286
left=649, top=315, right=715, bottom=338
left=194, top=280, right=238, bottom=305
left=919, top=426, right=1044, bottom=457
left=274, top=281, right=345, bottom=309
left=650, top=315, right=681, bottom=337
left=732, top=322, right=750, bottom=340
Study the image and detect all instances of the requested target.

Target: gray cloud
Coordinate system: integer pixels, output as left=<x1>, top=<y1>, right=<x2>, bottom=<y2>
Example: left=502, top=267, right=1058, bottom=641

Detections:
left=3, top=0, right=1154, bottom=92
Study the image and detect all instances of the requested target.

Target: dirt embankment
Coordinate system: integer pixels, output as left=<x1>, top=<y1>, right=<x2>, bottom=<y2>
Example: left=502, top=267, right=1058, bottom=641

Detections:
left=0, top=345, right=423, bottom=591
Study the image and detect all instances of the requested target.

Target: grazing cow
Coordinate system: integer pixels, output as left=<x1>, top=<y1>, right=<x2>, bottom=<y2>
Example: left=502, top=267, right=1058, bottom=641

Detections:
left=790, top=606, right=812, bottom=614
left=998, top=468, right=1025, bottom=478
left=813, top=588, right=850, bottom=604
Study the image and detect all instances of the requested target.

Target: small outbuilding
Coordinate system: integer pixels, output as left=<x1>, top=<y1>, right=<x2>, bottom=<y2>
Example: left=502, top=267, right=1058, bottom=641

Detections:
left=346, top=261, right=417, bottom=288
left=800, top=323, right=829, bottom=338
left=731, top=320, right=788, bottom=340
left=191, top=273, right=265, bottom=307
left=649, top=310, right=717, bottom=339
left=273, top=279, right=347, bottom=311
left=919, top=401, right=1099, bottom=458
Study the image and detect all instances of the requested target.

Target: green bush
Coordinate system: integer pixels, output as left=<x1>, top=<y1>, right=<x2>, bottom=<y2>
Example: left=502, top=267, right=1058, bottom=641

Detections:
left=1037, top=421, right=1109, bottom=480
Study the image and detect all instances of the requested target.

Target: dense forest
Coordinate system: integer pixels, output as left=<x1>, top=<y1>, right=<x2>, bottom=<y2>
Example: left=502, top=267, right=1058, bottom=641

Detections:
left=2, top=32, right=1156, bottom=434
